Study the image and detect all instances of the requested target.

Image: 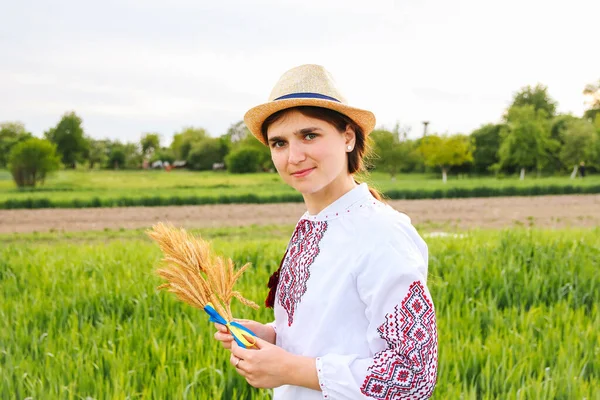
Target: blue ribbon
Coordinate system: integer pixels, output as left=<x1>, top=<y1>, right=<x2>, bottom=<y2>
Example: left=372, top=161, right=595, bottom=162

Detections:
left=204, top=303, right=257, bottom=348
left=274, top=92, right=341, bottom=102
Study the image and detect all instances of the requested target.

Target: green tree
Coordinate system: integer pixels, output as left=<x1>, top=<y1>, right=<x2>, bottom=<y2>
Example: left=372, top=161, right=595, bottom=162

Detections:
left=583, top=80, right=600, bottom=122
left=225, top=147, right=263, bottom=173
left=0, top=122, right=32, bottom=167
left=497, top=105, right=558, bottom=179
left=509, top=84, right=557, bottom=119
left=223, top=120, right=250, bottom=143
left=170, top=127, right=208, bottom=160
left=370, top=130, right=416, bottom=179
left=122, top=143, right=142, bottom=169
left=86, top=139, right=108, bottom=169
left=8, top=138, right=61, bottom=188
left=548, top=114, right=582, bottom=172
left=551, top=114, right=580, bottom=141
left=233, top=135, right=273, bottom=171
left=558, top=118, right=598, bottom=176
left=150, top=147, right=176, bottom=164
left=104, top=141, right=141, bottom=169
left=187, top=138, right=227, bottom=171
left=141, top=133, right=161, bottom=158
left=470, top=124, right=503, bottom=173
left=44, top=111, right=89, bottom=169
left=106, top=141, right=126, bottom=169
left=595, top=115, right=600, bottom=168
left=418, top=134, right=474, bottom=183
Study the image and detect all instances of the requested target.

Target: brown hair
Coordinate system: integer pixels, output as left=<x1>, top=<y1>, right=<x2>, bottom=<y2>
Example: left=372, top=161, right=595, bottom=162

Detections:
left=261, top=106, right=383, bottom=201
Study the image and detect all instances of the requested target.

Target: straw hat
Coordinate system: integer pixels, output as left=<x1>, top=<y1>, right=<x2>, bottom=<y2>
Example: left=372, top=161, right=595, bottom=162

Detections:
left=244, top=64, right=376, bottom=145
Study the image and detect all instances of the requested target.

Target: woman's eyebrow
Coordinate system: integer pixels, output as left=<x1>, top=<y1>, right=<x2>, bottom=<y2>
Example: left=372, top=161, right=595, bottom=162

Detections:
left=268, top=127, right=322, bottom=143
left=293, top=127, right=321, bottom=135
left=268, top=135, right=284, bottom=144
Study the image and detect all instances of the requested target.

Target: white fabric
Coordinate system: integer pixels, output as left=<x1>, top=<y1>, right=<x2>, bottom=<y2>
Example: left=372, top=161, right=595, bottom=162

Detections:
left=272, top=183, right=438, bottom=399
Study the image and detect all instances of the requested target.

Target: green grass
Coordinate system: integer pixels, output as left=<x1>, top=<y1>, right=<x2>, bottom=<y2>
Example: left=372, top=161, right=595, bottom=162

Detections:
left=1, top=226, right=599, bottom=399
left=1, top=169, right=599, bottom=209
left=0, top=225, right=296, bottom=246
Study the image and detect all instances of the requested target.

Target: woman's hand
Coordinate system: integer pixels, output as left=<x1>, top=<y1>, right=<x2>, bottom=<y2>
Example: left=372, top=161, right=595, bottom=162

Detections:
left=229, top=336, right=296, bottom=389
left=213, top=319, right=276, bottom=350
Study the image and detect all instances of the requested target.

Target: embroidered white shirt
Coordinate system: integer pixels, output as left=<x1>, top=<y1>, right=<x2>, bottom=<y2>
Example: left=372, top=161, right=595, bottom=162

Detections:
left=272, top=183, right=438, bottom=400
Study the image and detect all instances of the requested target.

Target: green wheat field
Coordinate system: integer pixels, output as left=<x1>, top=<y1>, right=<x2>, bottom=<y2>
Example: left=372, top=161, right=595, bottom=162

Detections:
left=1, top=170, right=599, bottom=209
left=1, top=226, right=598, bottom=399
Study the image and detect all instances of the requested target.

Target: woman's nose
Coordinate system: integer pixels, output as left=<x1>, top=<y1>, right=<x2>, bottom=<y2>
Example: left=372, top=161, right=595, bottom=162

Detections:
left=287, top=143, right=306, bottom=164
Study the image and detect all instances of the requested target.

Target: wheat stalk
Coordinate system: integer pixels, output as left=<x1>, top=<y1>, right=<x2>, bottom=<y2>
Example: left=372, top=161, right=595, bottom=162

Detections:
left=147, top=222, right=259, bottom=321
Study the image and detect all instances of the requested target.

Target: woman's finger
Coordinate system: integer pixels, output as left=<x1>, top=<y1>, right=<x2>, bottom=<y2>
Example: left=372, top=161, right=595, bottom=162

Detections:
left=233, top=318, right=251, bottom=323
left=214, top=332, right=234, bottom=341
left=214, top=332, right=234, bottom=350
left=230, top=354, right=247, bottom=376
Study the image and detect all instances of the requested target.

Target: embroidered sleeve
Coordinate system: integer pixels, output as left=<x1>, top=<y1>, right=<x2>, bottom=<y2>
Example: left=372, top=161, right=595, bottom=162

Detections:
left=316, top=226, right=438, bottom=399
left=360, top=280, right=437, bottom=398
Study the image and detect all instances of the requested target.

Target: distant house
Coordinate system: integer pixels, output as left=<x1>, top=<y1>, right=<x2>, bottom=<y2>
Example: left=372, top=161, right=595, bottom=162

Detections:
left=151, top=160, right=164, bottom=169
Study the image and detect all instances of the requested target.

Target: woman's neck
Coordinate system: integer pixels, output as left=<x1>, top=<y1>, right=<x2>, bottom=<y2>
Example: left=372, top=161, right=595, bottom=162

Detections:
left=303, top=175, right=357, bottom=215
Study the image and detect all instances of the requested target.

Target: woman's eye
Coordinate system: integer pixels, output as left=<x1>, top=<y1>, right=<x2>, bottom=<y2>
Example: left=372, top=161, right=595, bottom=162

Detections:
left=305, top=133, right=317, bottom=140
left=273, top=141, right=286, bottom=148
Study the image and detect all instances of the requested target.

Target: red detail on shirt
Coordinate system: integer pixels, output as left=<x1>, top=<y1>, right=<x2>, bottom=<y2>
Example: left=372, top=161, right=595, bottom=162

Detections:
left=276, top=219, right=328, bottom=326
left=361, top=281, right=438, bottom=399
left=265, top=249, right=287, bottom=308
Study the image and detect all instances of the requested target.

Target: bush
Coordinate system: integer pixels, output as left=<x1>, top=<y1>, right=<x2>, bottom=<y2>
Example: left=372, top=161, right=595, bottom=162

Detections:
left=8, top=138, right=61, bottom=188
left=187, top=138, right=226, bottom=171
left=104, top=142, right=141, bottom=170
left=233, top=135, right=273, bottom=171
left=0, top=122, right=33, bottom=168
left=150, top=148, right=176, bottom=164
left=225, top=147, right=263, bottom=173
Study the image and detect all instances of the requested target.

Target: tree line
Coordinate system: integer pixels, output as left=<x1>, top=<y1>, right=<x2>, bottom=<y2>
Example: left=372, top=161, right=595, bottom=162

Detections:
left=1, top=80, right=599, bottom=187
left=372, top=81, right=600, bottom=182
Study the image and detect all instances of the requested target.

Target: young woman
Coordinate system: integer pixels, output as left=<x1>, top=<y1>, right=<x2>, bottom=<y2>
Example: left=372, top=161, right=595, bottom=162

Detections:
left=214, top=64, right=438, bottom=399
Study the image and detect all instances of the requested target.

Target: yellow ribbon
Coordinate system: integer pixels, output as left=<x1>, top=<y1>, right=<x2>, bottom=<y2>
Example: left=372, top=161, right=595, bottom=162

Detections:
left=204, top=302, right=257, bottom=348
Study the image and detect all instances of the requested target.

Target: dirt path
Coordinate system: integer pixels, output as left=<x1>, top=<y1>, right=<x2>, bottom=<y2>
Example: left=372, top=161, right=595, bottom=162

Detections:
left=1, top=194, right=599, bottom=234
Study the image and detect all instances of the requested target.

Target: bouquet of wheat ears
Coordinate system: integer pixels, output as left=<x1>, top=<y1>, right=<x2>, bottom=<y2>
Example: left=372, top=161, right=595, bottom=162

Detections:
left=147, top=222, right=259, bottom=348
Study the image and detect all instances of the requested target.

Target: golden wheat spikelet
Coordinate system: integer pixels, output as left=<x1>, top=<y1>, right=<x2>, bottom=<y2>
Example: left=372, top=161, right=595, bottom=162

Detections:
left=147, top=222, right=259, bottom=321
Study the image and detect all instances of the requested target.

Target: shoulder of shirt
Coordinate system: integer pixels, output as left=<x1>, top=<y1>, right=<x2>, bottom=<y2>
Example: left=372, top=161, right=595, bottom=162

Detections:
left=352, top=198, right=427, bottom=256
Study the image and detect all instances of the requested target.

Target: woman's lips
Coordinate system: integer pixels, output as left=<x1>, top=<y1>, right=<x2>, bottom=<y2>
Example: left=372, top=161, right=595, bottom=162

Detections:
left=291, top=167, right=315, bottom=178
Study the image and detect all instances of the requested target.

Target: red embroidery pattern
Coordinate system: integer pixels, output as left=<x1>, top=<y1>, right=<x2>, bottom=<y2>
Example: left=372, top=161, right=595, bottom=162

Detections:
left=278, top=219, right=328, bottom=326
left=361, top=281, right=438, bottom=399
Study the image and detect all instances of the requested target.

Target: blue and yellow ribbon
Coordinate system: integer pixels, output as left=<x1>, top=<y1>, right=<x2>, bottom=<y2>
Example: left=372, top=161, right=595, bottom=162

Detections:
left=204, top=302, right=257, bottom=348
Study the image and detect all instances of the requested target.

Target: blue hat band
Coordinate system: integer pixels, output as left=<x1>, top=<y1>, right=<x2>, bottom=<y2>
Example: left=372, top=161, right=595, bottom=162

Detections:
left=274, top=92, right=341, bottom=103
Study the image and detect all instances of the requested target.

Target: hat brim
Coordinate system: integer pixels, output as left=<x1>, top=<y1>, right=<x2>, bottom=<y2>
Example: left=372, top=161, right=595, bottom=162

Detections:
left=244, top=98, right=376, bottom=146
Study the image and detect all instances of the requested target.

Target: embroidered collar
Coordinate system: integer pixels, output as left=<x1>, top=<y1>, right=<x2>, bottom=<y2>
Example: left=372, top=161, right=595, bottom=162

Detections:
left=300, top=183, right=373, bottom=222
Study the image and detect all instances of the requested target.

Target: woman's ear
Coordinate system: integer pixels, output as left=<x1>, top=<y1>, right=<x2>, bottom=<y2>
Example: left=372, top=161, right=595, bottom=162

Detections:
left=344, top=125, right=356, bottom=148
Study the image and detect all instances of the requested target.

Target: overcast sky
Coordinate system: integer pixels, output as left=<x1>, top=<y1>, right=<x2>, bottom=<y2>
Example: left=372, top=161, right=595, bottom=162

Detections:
left=2, top=0, right=598, bottom=146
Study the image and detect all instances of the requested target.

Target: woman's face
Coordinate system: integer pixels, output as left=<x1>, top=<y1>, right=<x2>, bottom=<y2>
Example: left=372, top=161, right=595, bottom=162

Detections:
left=266, top=110, right=354, bottom=196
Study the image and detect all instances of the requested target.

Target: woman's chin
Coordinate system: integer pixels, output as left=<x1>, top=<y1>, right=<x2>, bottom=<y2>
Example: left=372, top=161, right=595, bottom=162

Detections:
left=293, top=183, right=326, bottom=196
left=287, top=178, right=313, bottom=193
